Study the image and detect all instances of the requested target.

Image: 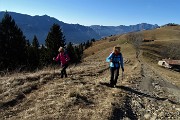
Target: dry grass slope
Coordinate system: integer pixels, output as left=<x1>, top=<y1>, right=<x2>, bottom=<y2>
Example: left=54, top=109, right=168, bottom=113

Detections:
left=0, top=37, right=140, bottom=119
left=0, top=26, right=180, bottom=119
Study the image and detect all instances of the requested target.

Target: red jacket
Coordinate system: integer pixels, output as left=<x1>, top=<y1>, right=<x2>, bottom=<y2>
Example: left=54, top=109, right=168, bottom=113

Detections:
left=55, top=52, right=70, bottom=66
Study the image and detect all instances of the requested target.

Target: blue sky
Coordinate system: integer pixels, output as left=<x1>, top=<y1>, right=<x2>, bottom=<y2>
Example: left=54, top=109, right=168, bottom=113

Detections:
left=0, top=0, right=180, bottom=26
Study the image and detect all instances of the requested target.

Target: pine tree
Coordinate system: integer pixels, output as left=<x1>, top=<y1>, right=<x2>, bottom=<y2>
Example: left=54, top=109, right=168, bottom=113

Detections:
left=66, top=42, right=77, bottom=63
left=45, top=24, right=66, bottom=64
left=78, top=43, right=84, bottom=54
left=85, top=40, right=90, bottom=49
left=66, top=42, right=84, bottom=64
left=30, top=35, right=40, bottom=68
left=32, top=35, right=39, bottom=49
left=0, top=12, right=27, bottom=70
left=0, top=20, right=3, bottom=69
left=74, top=46, right=81, bottom=62
left=39, top=44, right=48, bottom=66
left=91, top=38, right=96, bottom=42
left=26, top=40, right=31, bottom=47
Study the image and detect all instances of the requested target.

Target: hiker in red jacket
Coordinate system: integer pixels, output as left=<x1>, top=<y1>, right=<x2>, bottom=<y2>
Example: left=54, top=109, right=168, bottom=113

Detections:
left=53, top=47, right=70, bottom=78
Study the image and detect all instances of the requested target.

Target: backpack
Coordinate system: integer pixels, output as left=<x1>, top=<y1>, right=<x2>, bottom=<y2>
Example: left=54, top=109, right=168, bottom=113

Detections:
left=112, top=53, right=122, bottom=67
left=64, top=49, right=70, bottom=62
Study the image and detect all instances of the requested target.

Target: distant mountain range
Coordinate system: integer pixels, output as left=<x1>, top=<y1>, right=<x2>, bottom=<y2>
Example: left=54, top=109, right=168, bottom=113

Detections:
left=90, top=24, right=159, bottom=38
left=0, top=11, right=159, bottom=44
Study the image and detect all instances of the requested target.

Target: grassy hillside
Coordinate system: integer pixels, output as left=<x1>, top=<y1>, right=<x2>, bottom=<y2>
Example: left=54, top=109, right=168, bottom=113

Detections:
left=1, top=26, right=180, bottom=119
left=84, top=25, right=180, bottom=70
left=85, top=25, right=180, bottom=85
left=140, top=26, right=180, bottom=85
left=143, top=26, right=180, bottom=41
left=83, top=35, right=126, bottom=58
left=142, top=26, right=180, bottom=59
left=0, top=36, right=140, bottom=119
left=85, top=25, right=180, bottom=61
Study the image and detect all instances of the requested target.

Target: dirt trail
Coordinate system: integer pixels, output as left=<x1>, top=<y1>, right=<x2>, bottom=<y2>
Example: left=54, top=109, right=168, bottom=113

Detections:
left=125, top=58, right=180, bottom=119
left=0, top=50, right=180, bottom=119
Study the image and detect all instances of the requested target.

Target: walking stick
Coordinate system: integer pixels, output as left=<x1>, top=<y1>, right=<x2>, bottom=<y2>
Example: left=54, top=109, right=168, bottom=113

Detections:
left=122, top=71, right=124, bottom=80
left=53, top=58, right=56, bottom=78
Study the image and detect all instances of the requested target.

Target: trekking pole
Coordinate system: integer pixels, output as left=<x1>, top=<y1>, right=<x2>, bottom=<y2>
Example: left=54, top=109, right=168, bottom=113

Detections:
left=53, top=58, right=56, bottom=78
left=54, top=64, right=56, bottom=77
left=121, top=71, right=124, bottom=80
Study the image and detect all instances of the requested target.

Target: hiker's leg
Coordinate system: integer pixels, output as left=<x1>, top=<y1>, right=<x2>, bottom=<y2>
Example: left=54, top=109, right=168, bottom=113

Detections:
left=114, top=68, right=120, bottom=85
left=110, top=67, right=115, bottom=85
left=64, top=64, right=69, bottom=77
left=61, top=67, right=64, bottom=78
left=61, top=69, right=64, bottom=78
left=64, top=70, right=67, bottom=78
left=61, top=65, right=67, bottom=78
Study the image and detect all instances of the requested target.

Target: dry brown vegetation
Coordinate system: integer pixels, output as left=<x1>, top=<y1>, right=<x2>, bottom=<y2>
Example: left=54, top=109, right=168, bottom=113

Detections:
left=0, top=26, right=180, bottom=119
left=0, top=38, right=139, bottom=119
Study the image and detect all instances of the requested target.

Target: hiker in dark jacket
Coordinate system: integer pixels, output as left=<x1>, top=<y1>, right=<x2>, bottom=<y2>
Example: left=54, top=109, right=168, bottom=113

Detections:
left=53, top=47, right=70, bottom=78
left=106, top=46, right=124, bottom=87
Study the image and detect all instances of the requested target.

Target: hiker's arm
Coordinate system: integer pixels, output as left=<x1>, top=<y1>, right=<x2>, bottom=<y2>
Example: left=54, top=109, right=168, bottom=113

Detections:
left=55, top=54, right=60, bottom=62
left=106, top=53, right=113, bottom=62
left=66, top=54, right=70, bottom=61
left=120, top=54, right=124, bottom=71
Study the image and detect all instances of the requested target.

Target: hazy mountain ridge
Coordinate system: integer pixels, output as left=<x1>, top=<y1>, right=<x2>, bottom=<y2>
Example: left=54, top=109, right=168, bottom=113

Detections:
left=90, top=23, right=159, bottom=37
left=0, top=11, right=159, bottom=44
left=0, top=11, right=100, bottom=44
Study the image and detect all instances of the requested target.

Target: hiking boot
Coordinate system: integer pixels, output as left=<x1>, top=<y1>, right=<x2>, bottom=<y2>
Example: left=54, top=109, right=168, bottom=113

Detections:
left=65, top=75, right=67, bottom=78
left=109, top=84, right=113, bottom=87
left=109, top=84, right=115, bottom=88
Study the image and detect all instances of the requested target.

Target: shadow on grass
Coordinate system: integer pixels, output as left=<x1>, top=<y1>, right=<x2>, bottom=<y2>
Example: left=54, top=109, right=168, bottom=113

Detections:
left=117, top=85, right=166, bottom=100
left=99, top=82, right=138, bottom=120
left=99, top=82, right=112, bottom=87
left=117, top=86, right=180, bottom=105
left=99, top=82, right=180, bottom=105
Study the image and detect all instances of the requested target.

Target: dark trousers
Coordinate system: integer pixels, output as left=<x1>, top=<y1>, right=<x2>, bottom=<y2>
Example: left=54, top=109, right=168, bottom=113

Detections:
left=110, top=67, right=120, bottom=86
left=61, top=64, right=68, bottom=78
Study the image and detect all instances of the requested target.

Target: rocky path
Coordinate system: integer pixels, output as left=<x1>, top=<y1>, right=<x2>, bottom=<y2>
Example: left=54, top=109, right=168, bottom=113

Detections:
left=125, top=60, right=180, bottom=120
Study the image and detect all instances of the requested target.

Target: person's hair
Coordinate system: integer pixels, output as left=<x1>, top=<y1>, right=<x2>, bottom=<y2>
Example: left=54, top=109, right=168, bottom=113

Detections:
left=58, top=47, right=64, bottom=52
left=113, top=46, right=121, bottom=53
